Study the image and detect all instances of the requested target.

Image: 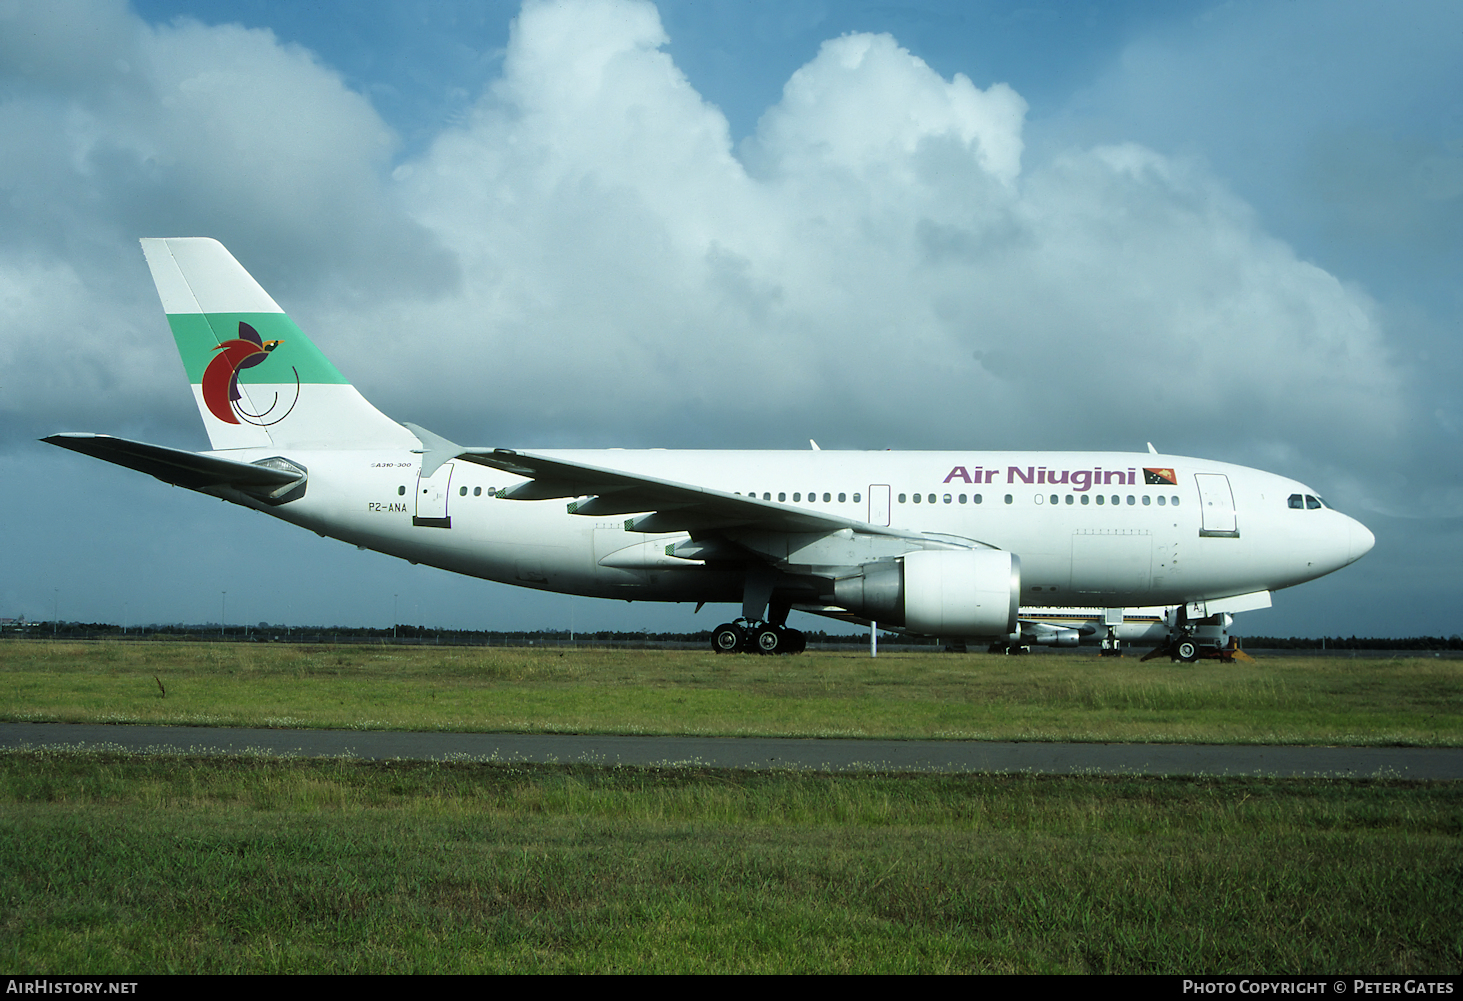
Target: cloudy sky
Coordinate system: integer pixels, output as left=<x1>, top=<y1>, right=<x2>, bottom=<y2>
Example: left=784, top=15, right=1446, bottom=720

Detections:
left=2, top=0, right=1459, bottom=637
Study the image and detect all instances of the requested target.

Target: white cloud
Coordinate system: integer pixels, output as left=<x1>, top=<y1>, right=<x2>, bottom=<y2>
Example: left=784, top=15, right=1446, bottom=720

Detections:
left=0, top=0, right=1411, bottom=473
left=373, top=0, right=1403, bottom=462
left=744, top=32, right=1027, bottom=187
left=0, top=0, right=1452, bottom=634
left=0, top=0, right=448, bottom=438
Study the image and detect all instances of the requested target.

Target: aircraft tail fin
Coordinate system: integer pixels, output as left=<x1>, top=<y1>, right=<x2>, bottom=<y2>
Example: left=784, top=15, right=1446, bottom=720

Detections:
left=140, top=238, right=416, bottom=451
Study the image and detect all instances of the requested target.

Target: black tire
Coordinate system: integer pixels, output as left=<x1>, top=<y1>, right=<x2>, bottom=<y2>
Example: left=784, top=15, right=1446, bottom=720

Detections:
left=712, top=624, right=742, bottom=654
left=754, top=626, right=782, bottom=655
left=1176, top=640, right=1199, bottom=662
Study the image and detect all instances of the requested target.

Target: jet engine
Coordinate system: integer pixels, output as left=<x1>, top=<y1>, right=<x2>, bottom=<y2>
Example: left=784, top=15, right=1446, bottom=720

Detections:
left=833, top=549, right=1021, bottom=637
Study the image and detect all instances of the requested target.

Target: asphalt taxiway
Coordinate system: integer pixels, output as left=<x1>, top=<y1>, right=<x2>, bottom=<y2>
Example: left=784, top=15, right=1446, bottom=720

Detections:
left=2, top=722, right=1459, bottom=778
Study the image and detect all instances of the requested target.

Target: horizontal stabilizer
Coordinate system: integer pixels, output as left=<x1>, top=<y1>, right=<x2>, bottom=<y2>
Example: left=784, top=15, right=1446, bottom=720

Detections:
left=43, top=434, right=305, bottom=501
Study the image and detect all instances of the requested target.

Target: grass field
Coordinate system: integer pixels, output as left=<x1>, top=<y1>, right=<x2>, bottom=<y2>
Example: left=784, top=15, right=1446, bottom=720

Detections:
left=3, top=639, right=1460, bottom=973
left=2, top=639, right=1459, bottom=745
left=2, top=749, right=1459, bottom=973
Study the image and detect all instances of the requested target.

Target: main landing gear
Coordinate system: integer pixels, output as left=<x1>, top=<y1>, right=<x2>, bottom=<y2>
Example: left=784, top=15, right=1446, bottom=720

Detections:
left=711, top=620, right=807, bottom=655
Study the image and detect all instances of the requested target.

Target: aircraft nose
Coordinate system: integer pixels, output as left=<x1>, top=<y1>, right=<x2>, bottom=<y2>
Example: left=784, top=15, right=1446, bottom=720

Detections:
left=1348, top=517, right=1376, bottom=564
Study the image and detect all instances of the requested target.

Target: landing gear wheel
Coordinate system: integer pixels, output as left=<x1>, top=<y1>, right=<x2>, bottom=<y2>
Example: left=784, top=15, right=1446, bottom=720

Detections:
left=712, top=623, right=743, bottom=654
left=754, top=626, right=783, bottom=655
left=1176, top=639, right=1199, bottom=662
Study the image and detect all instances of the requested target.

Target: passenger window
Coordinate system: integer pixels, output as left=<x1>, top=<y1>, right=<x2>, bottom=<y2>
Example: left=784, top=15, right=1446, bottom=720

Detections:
left=793, top=492, right=801, bottom=502
left=1157, top=496, right=1166, bottom=506
left=1004, top=494, right=1013, bottom=505
left=1081, top=495, right=1089, bottom=505
left=973, top=494, right=982, bottom=504
left=763, top=492, right=771, bottom=500
left=943, top=494, right=951, bottom=504
left=1171, top=496, right=1180, bottom=506
left=1142, top=495, right=1150, bottom=506
left=823, top=493, right=831, bottom=503
left=1112, top=495, right=1120, bottom=505
left=928, top=494, right=936, bottom=504
left=913, top=493, right=922, bottom=504
left=1126, top=495, right=1134, bottom=505
left=838, top=492, right=846, bottom=503
left=1065, top=494, right=1074, bottom=505
left=853, top=493, right=861, bottom=502
left=397, top=485, right=405, bottom=496
left=1288, top=494, right=1304, bottom=509
left=1096, top=495, right=1104, bottom=505
left=898, top=493, right=907, bottom=503
left=778, top=492, right=786, bottom=502
left=958, top=494, right=966, bottom=504
left=1050, top=494, right=1058, bottom=505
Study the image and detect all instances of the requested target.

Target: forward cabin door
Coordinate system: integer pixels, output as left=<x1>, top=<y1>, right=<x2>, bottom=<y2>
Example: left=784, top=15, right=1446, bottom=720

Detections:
left=1195, top=473, right=1239, bottom=538
left=869, top=484, right=891, bottom=527
left=413, top=461, right=454, bottom=529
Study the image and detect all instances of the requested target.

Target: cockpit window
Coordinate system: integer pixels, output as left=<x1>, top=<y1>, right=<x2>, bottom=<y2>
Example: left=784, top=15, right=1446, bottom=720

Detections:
left=1288, top=494, right=1305, bottom=509
left=1306, top=495, right=1322, bottom=510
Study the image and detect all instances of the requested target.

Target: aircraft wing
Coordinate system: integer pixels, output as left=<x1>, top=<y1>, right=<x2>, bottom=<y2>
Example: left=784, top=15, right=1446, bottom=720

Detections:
left=43, top=433, right=305, bottom=499
left=455, top=447, right=926, bottom=539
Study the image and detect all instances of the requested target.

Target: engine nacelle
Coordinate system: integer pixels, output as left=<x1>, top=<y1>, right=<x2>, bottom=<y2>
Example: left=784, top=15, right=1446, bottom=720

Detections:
left=834, top=550, right=1021, bottom=637
left=1024, top=626, right=1081, bottom=647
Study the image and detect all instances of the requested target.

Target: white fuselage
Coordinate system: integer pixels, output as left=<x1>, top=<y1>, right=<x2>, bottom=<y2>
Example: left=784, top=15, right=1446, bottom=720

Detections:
left=223, top=447, right=1373, bottom=613
left=100, top=239, right=1371, bottom=640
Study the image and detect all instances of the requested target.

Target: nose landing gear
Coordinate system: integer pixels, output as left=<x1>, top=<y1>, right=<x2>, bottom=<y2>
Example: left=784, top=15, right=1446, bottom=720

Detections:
left=1141, top=611, right=1253, bottom=663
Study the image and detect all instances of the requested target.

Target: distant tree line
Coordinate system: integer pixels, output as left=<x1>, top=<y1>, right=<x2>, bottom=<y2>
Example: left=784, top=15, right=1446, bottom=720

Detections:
left=4, top=620, right=1459, bottom=650
left=1241, top=635, right=1463, bottom=650
left=0, top=621, right=921, bottom=646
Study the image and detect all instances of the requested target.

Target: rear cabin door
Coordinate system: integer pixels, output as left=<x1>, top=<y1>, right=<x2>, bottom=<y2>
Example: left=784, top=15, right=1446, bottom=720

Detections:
left=413, top=461, right=454, bottom=529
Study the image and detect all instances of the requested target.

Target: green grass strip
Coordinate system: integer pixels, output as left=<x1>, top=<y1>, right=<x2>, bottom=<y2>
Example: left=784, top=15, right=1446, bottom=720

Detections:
left=3, top=640, right=1460, bottom=745
left=1, top=749, right=1458, bottom=973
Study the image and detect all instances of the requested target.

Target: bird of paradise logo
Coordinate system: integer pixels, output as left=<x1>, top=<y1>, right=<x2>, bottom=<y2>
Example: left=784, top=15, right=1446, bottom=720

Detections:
left=202, top=321, right=301, bottom=425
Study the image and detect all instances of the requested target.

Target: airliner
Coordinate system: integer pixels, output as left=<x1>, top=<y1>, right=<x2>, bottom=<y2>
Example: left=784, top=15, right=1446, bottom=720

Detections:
left=45, top=239, right=1375, bottom=658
